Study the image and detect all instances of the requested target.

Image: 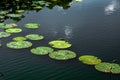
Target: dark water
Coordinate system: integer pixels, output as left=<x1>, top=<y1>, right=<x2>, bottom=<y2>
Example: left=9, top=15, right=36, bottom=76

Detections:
left=0, top=0, right=120, bottom=80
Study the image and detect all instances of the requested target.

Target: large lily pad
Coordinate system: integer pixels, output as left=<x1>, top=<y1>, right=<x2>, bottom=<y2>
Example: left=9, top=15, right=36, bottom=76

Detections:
left=0, top=32, right=11, bottom=38
left=95, top=62, right=120, bottom=74
left=5, top=28, right=22, bottom=33
left=78, top=55, right=102, bottom=65
left=6, top=13, right=22, bottom=18
left=25, top=34, right=44, bottom=40
left=48, top=40, right=71, bottom=49
left=31, top=46, right=54, bottom=55
left=24, top=23, right=40, bottom=29
left=13, top=36, right=27, bottom=41
left=49, top=50, right=76, bottom=60
left=7, top=41, right=32, bottom=49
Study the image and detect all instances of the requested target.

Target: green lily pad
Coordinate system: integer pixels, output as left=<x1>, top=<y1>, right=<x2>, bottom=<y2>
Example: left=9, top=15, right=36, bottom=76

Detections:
left=95, top=62, right=120, bottom=74
left=24, top=23, right=40, bottom=29
left=0, top=44, right=1, bottom=46
left=49, top=50, right=76, bottom=60
left=0, top=23, right=18, bottom=29
left=13, top=36, right=27, bottom=41
left=15, top=10, right=25, bottom=13
left=0, top=16, right=5, bottom=19
left=6, top=13, right=22, bottom=18
left=79, top=55, right=102, bottom=65
left=25, top=34, right=44, bottom=40
left=0, top=11, right=8, bottom=15
left=31, top=46, right=54, bottom=55
left=0, top=32, right=11, bottom=38
left=48, top=40, right=71, bottom=49
left=33, top=6, right=42, bottom=9
left=5, top=28, right=22, bottom=33
left=0, top=23, right=5, bottom=27
left=7, top=41, right=32, bottom=49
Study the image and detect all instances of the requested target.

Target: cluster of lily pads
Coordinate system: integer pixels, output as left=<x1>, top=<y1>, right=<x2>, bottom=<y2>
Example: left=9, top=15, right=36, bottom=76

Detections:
left=78, top=55, right=120, bottom=74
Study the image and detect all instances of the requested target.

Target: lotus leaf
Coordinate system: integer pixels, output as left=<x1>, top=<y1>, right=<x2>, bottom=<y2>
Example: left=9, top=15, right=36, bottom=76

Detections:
left=0, top=23, right=17, bottom=29
left=31, top=46, right=54, bottom=55
left=25, top=34, right=44, bottom=40
left=24, top=23, right=40, bottom=29
left=7, top=41, right=32, bottom=49
left=79, top=55, right=102, bottom=65
left=49, top=50, right=76, bottom=60
left=13, top=37, right=27, bottom=41
left=5, top=28, right=22, bottom=33
left=0, top=11, right=8, bottom=15
left=6, top=14, right=22, bottom=18
left=16, top=10, right=25, bottom=13
left=0, top=32, right=11, bottom=38
left=95, top=62, right=120, bottom=74
left=48, top=40, right=71, bottom=49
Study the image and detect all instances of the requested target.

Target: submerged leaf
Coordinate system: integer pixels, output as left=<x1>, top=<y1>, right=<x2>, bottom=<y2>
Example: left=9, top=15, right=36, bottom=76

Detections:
left=0, top=32, right=11, bottom=38
left=49, top=50, right=76, bottom=60
left=95, top=62, right=120, bottom=74
left=31, top=46, right=54, bottom=55
left=7, top=41, right=32, bottom=49
left=48, top=40, right=71, bottom=49
left=24, top=23, right=40, bottom=29
left=5, top=28, right=22, bottom=33
left=25, top=34, right=44, bottom=40
left=79, top=55, right=102, bottom=65
left=13, top=36, right=27, bottom=41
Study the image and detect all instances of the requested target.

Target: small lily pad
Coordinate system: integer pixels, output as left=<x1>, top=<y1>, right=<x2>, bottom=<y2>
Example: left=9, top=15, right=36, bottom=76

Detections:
left=95, top=62, right=120, bottom=74
left=0, top=32, right=11, bottom=38
left=0, top=11, right=8, bottom=15
left=0, top=23, right=18, bottom=29
left=24, top=23, right=40, bottom=29
left=0, top=16, right=5, bottom=19
left=5, top=28, right=22, bottom=33
left=16, top=10, right=25, bottom=13
left=49, top=50, right=76, bottom=60
left=25, top=34, right=44, bottom=40
left=79, top=55, right=102, bottom=65
left=31, top=46, right=54, bottom=55
left=6, top=13, right=22, bottom=18
left=33, top=6, right=42, bottom=9
left=7, top=41, right=32, bottom=49
left=48, top=40, right=71, bottom=49
left=13, top=36, right=27, bottom=41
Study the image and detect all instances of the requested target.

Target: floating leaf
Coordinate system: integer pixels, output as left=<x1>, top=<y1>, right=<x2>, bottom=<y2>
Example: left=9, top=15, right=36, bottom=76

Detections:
left=24, top=23, right=40, bottom=29
left=0, top=11, right=8, bottom=15
left=6, top=13, right=22, bottom=18
left=0, top=16, right=5, bottom=19
left=13, top=36, right=27, bottom=41
left=7, top=41, right=32, bottom=49
left=33, top=6, right=42, bottom=9
left=15, top=10, right=25, bottom=13
left=0, top=32, right=11, bottom=38
left=48, top=40, right=71, bottom=49
left=95, top=62, right=120, bottom=74
left=25, top=34, right=44, bottom=40
left=5, top=28, right=22, bottom=33
left=75, top=0, right=83, bottom=2
left=31, top=46, right=54, bottom=55
left=0, top=43, right=1, bottom=46
left=0, top=23, right=18, bottom=29
left=0, top=23, right=5, bottom=27
left=49, top=50, right=76, bottom=60
left=79, top=55, right=102, bottom=65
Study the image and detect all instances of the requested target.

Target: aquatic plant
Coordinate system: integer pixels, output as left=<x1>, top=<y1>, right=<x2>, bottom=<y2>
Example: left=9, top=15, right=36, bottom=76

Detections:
left=6, top=13, right=22, bottom=18
left=15, top=10, right=25, bottom=13
left=0, top=11, right=8, bottom=15
left=24, top=23, right=40, bottom=29
left=48, top=40, right=71, bottom=49
left=79, top=55, right=102, bottom=65
left=0, top=23, right=17, bottom=29
left=0, top=32, right=11, bottom=38
left=13, top=36, right=27, bottom=41
left=95, top=62, right=120, bottom=74
left=49, top=50, right=76, bottom=60
left=25, top=34, right=44, bottom=40
left=5, top=28, right=22, bottom=33
left=31, top=46, right=54, bottom=55
left=7, top=41, right=32, bottom=49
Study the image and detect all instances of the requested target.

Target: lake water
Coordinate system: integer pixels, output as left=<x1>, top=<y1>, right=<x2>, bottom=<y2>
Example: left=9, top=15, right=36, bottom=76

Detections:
left=0, top=0, right=120, bottom=80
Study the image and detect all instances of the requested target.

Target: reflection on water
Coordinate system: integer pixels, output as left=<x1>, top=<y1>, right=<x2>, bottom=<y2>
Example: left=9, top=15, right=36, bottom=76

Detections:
left=64, top=26, right=73, bottom=39
left=105, top=0, right=120, bottom=15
